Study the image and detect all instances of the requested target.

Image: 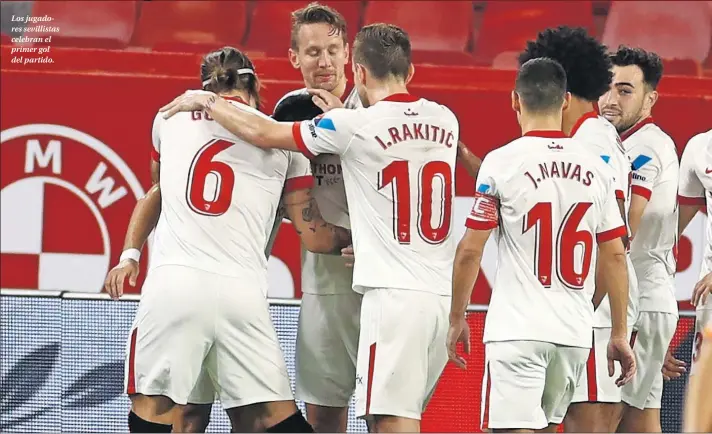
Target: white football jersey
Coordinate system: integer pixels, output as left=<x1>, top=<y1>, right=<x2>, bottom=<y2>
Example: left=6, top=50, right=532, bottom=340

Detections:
left=624, top=118, right=679, bottom=314
left=571, top=111, right=639, bottom=328
left=275, top=87, right=362, bottom=295
left=469, top=132, right=626, bottom=348
left=150, top=97, right=312, bottom=295
left=679, top=129, right=712, bottom=311
left=293, top=93, right=458, bottom=295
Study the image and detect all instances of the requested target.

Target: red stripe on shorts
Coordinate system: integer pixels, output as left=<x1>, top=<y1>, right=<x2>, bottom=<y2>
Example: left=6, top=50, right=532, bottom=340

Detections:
left=366, top=343, right=377, bottom=416
left=587, top=331, right=598, bottom=401
left=630, top=331, right=638, bottom=348
left=482, top=362, right=491, bottom=430
left=126, top=328, right=138, bottom=394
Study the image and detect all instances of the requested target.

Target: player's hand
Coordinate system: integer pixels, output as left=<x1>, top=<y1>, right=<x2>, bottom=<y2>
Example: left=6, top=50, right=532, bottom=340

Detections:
left=691, top=272, right=712, bottom=307
left=341, top=245, right=354, bottom=268
left=446, top=315, right=471, bottom=370
left=104, top=259, right=139, bottom=300
left=308, top=88, right=344, bottom=113
left=662, top=348, right=686, bottom=380
left=607, top=336, right=636, bottom=386
left=160, top=90, right=217, bottom=119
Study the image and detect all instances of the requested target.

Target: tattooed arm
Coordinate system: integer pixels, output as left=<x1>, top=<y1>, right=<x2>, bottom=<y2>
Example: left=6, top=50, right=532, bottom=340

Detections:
left=283, top=188, right=351, bottom=254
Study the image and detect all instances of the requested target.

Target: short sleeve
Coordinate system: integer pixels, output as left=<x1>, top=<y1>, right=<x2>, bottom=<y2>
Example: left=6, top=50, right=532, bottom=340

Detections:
left=678, top=135, right=706, bottom=206
left=465, top=155, right=500, bottom=230
left=283, top=152, right=314, bottom=193
left=609, top=149, right=628, bottom=201
left=596, top=184, right=627, bottom=244
left=629, top=146, right=661, bottom=200
left=292, top=108, right=355, bottom=159
left=151, top=112, right=163, bottom=162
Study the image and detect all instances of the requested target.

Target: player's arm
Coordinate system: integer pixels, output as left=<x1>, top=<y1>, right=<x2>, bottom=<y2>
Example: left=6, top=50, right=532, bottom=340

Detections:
left=161, top=92, right=351, bottom=159
left=628, top=148, right=663, bottom=239
left=283, top=188, right=351, bottom=255
left=678, top=134, right=706, bottom=235
left=596, top=236, right=629, bottom=338
left=684, top=326, right=712, bottom=432
left=105, top=160, right=161, bottom=299
left=456, top=140, right=482, bottom=179
left=452, top=226, right=492, bottom=317
left=448, top=195, right=497, bottom=370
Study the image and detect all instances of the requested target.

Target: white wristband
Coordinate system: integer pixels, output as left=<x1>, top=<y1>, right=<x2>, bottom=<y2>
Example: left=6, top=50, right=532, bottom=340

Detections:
left=119, top=248, right=141, bottom=263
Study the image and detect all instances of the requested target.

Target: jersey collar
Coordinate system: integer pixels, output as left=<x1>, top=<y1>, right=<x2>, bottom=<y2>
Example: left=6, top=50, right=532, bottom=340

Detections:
left=223, top=95, right=247, bottom=104
left=523, top=130, right=567, bottom=138
left=569, top=110, right=599, bottom=136
left=381, top=93, right=420, bottom=103
left=620, top=117, right=654, bottom=141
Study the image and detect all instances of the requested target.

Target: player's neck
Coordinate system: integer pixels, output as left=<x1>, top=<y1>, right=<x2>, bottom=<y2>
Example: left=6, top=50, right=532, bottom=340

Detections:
left=366, top=80, right=409, bottom=105
left=519, top=113, right=564, bottom=136
left=562, top=97, right=596, bottom=136
left=219, top=90, right=253, bottom=107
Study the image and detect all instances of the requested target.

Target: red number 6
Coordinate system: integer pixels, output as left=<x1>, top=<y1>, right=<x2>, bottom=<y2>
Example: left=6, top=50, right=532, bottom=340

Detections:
left=186, top=139, right=235, bottom=216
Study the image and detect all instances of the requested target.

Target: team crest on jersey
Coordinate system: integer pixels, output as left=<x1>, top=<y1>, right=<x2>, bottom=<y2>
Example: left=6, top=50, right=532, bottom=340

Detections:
left=0, top=124, right=146, bottom=292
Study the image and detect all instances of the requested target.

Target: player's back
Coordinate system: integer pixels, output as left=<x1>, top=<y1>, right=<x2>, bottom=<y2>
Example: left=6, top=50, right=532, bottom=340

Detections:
left=342, top=95, right=458, bottom=295
left=476, top=133, right=624, bottom=348
left=151, top=99, right=292, bottom=290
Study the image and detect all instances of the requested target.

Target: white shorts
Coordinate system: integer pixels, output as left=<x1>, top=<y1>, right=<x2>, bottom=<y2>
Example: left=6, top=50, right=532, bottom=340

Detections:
left=621, top=311, right=678, bottom=409
left=123, top=265, right=294, bottom=409
left=691, top=308, right=712, bottom=375
left=571, top=328, right=633, bottom=404
left=295, top=291, right=362, bottom=407
left=354, top=288, right=449, bottom=420
left=481, top=340, right=588, bottom=430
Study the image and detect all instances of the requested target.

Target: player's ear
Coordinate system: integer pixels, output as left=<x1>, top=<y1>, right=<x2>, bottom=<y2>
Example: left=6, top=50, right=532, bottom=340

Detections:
left=406, top=64, right=415, bottom=85
left=645, top=89, right=659, bottom=110
left=343, top=43, right=350, bottom=64
left=288, top=48, right=300, bottom=69
left=355, top=63, right=366, bottom=85
left=511, top=90, right=520, bottom=114
left=562, top=91, right=572, bottom=112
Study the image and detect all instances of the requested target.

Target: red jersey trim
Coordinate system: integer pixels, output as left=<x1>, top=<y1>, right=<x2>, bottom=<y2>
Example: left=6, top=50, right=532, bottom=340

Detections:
left=465, top=218, right=498, bottom=230
left=523, top=130, right=567, bottom=138
left=615, top=189, right=625, bottom=200
left=381, top=93, right=420, bottom=103
left=678, top=194, right=705, bottom=206
left=151, top=149, right=160, bottom=162
left=596, top=225, right=627, bottom=244
left=292, top=122, right=316, bottom=159
left=284, top=175, right=314, bottom=193
left=631, top=185, right=652, bottom=201
left=569, top=111, right=598, bottom=136
left=620, top=117, right=654, bottom=141
left=222, top=95, right=247, bottom=104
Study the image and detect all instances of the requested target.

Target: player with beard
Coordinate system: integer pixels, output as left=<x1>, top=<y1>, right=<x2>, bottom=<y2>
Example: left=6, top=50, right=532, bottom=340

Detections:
left=517, top=26, right=638, bottom=433
left=598, top=46, right=679, bottom=433
left=271, top=4, right=481, bottom=432
left=161, top=23, right=459, bottom=433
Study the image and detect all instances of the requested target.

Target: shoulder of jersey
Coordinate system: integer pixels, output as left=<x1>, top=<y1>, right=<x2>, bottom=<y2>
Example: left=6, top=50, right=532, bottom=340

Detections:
left=228, top=99, right=273, bottom=121
left=685, top=128, right=712, bottom=153
left=274, top=87, right=308, bottom=112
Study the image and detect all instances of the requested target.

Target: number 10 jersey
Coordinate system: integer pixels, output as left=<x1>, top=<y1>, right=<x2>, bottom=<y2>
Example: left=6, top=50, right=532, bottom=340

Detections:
left=467, top=132, right=626, bottom=348
left=149, top=98, right=312, bottom=295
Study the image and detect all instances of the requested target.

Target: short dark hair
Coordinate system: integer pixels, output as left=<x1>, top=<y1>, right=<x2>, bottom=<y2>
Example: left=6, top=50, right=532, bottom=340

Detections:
left=290, top=2, right=348, bottom=50
left=273, top=93, right=323, bottom=122
left=518, top=26, right=612, bottom=102
left=201, top=46, right=260, bottom=106
left=610, top=46, right=664, bottom=90
left=353, top=23, right=411, bottom=80
left=515, top=58, right=568, bottom=113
